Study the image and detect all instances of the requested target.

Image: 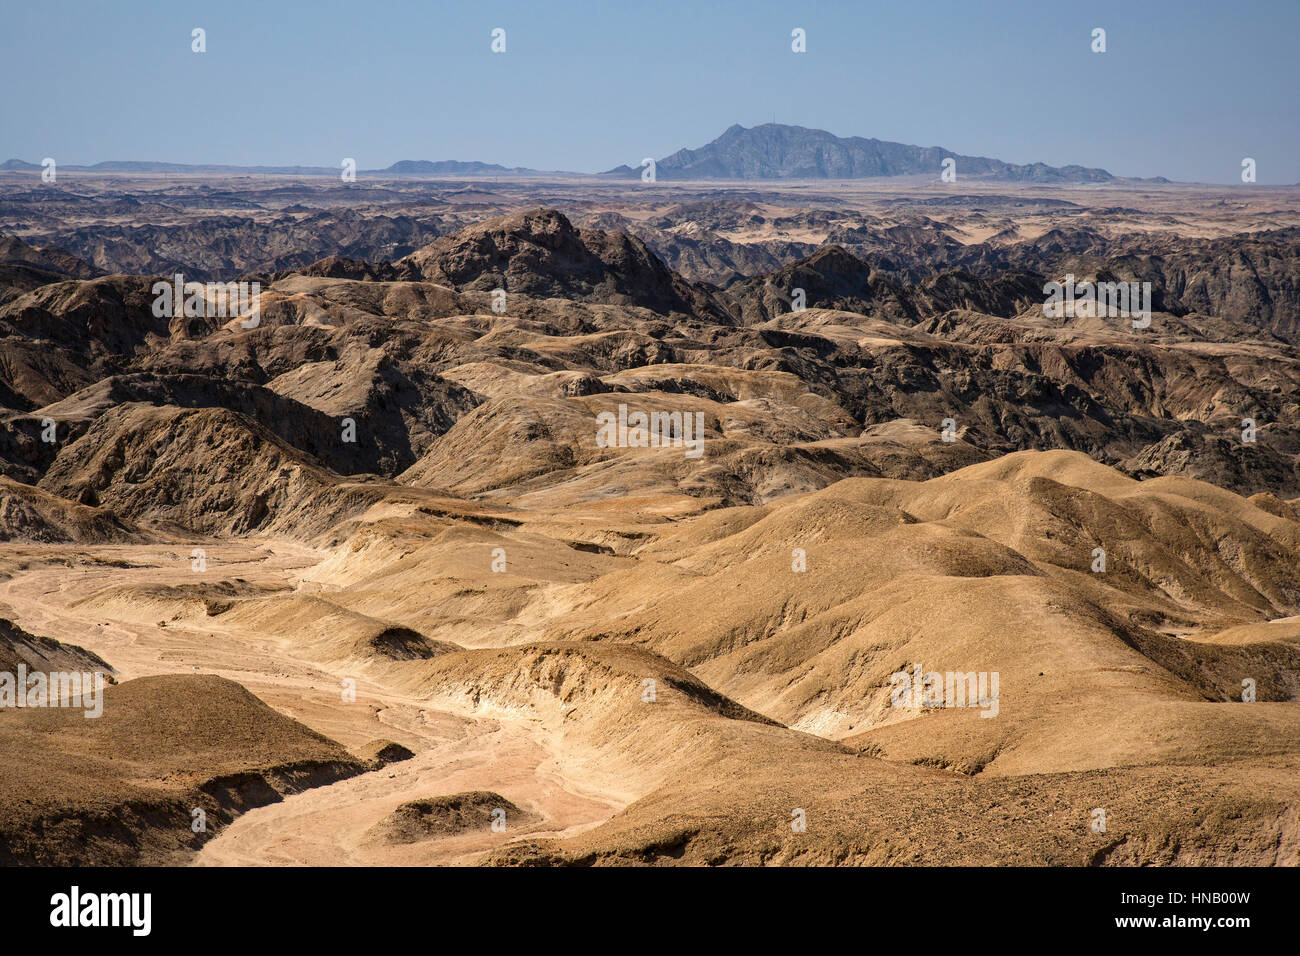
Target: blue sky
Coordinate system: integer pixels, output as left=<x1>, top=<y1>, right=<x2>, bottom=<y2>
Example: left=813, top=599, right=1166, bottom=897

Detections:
left=2, top=0, right=1296, bottom=183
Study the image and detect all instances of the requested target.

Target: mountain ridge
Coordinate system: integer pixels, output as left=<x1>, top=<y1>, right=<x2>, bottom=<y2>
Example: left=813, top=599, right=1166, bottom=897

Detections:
left=601, top=123, right=1144, bottom=183
left=2, top=124, right=1169, bottom=182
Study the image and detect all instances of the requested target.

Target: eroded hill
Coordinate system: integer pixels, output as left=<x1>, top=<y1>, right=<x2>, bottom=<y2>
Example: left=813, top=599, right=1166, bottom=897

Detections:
left=0, top=196, right=1296, bottom=866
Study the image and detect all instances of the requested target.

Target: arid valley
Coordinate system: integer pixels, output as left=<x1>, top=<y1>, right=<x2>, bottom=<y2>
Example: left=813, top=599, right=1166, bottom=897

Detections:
left=1, top=156, right=1298, bottom=868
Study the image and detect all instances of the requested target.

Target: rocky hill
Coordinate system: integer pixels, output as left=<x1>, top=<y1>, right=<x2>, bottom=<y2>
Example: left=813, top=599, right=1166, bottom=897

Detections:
left=603, top=124, right=1118, bottom=182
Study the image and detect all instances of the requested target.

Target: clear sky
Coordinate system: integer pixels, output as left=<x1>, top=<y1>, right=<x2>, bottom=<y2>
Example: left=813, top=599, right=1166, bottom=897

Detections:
left=3, top=0, right=1297, bottom=183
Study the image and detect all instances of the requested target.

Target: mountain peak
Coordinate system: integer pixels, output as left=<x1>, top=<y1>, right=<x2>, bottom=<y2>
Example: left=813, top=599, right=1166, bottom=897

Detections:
left=604, top=123, right=1117, bottom=183
left=396, top=208, right=728, bottom=320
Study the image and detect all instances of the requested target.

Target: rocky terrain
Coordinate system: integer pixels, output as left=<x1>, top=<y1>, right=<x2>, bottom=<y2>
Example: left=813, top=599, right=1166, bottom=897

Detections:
left=0, top=174, right=1297, bottom=866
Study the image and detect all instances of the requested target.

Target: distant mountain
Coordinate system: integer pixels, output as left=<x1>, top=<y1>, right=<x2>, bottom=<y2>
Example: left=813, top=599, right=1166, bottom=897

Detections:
left=0, top=159, right=545, bottom=177
left=384, top=160, right=542, bottom=176
left=602, top=124, right=1120, bottom=183
left=84, top=162, right=340, bottom=175
left=3, top=125, right=1152, bottom=182
left=1, top=160, right=339, bottom=175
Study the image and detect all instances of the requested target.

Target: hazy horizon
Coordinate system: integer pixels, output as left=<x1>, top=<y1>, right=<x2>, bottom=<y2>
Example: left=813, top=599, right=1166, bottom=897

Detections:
left=2, top=0, right=1297, bottom=184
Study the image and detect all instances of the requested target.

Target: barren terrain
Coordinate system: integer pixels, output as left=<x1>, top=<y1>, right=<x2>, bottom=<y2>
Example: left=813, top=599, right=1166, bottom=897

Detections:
left=1, top=171, right=1297, bottom=866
